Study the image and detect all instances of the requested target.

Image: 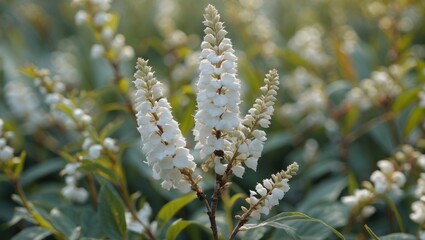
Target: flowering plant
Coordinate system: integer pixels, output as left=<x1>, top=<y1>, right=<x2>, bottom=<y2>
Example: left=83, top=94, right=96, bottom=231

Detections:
left=1, top=0, right=425, bottom=239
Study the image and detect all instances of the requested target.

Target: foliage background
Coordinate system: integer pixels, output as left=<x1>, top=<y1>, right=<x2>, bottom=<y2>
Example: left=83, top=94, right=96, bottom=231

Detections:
left=0, top=0, right=425, bottom=239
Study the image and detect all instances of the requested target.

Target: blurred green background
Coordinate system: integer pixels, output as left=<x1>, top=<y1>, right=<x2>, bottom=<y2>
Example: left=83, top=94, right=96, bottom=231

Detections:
left=1, top=0, right=425, bottom=239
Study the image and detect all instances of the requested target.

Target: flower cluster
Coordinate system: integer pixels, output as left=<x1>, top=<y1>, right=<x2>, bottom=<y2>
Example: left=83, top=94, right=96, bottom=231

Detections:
left=370, top=160, right=406, bottom=194
left=29, top=67, right=122, bottom=200
left=341, top=189, right=376, bottom=219
left=226, top=0, right=277, bottom=59
left=32, top=68, right=77, bottom=129
left=410, top=159, right=425, bottom=226
left=153, top=0, right=200, bottom=83
left=366, top=0, right=421, bottom=33
left=61, top=162, right=88, bottom=203
left=125, top=203, right=157, bottom=234
left=288, top=25, right=331, bottom=66
left=0, top=119, right=14, bottom=163
left=193, top=5, right=242, bottom=173
left=344, top=69, right=401, bottom=110
left=4, top=81, right=46, bottom=133
left=342, top=145, right=425, bottom=222
left=233, top=69, right=280, bottom=173
left=241, top=162, right=298, bottom=220
left=72, top=0, right=134, bottom=63
left=280, top=68, right=334, bottom=129
left=134, top=58, right=196, bottom=192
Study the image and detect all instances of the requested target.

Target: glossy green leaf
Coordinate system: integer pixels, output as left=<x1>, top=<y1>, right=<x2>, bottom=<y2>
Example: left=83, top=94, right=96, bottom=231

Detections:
left=284, top=203, right=349, bottom=240
left=392, top=87, right=421, bottom=114
left=46, top=209, right=77, bottom=238
left=55, top=103, right=74, bottom=118
left=165, top=219, right=193, bottom=240
left=299, top=176, right=347, bottom=211
left=263, top=132, right=293, bottom=154
left=20, top=158, right=65, bottom=187
left=19, top=65, right=38, bottom=78
left=11, top=226, right=52, bottom=240
left=156, top=193, right=197, bottom=229
left=79, top=161, right=119, bottom=185
left=343, top=107, right=359, bottom=134
left=370, top=123, right=395, bottom=155
left=381, top=194, right=404, bottom=232
left=403, top=106, right=425, bottom=137
left=179, top=99, right=196, bottom=136
left=229, top=193, right=246, bottom=210
left=98, top=183, right=127, bottom=240
left=0, top=173, right=9, bottom=182
left=246, top=212, right=345, bottom=240
left=380, top=233, right=416, bottom=240
left=100, top=117, right=125, bottom=139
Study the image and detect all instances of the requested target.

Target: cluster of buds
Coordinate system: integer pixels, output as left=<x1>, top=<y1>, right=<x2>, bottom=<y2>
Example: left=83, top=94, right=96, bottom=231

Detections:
left=411, top=173, right=425, bottom=225
left=60, top=162, right=88, bottom=203
left=72, top=0, right=134, bottom=63
left=28, top=67, right=122, bottom=201
left=288, top=25, right=331, bottom=66
left=4, top=81, right=47, bottom=133
left=344, top=69, right=401, bottom=110
left=410, top=151, right=425, bottom=227
left=31, top=68, right=80, bottom=129
left=342, top=145, right=425, bottom=222
left=341, top=189, right=376, bottom=219
left=370, top=160, right=406, bottom=194
left=0, top=119, right=14, bottom=163
left=280, top=68, right=333, bottom=129
left=225, top=0, right=277, bottom=59
left=240, top=162, right=298, bottom=220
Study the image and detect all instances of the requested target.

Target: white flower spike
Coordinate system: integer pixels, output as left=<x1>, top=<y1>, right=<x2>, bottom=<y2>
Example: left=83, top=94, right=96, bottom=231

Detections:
left=134, top=58, right=196, bottom=192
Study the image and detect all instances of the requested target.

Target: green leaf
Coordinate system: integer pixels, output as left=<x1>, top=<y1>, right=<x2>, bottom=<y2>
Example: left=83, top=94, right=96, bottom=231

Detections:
left=343, top=107, right=359, bottom=134
left=380, top=233, right=416, bottom=240
left=0, top=173, right=9, bottom=182
left=46, top=209, right=77, bottom=238
left=80, top=208, right=103, bottom=238
left=19, top=65, right=38, bottom=78
left=403, top=106, right=425, bottom=137
left=285, top=203, right=349, bottom=240
left=392, top=87, right=421, bottom=114
left=79, top=161, right=119, bottom=185
left=364, top=224, right=379, bottom=240
left=98, top=183, right=127, bottom=240
left=299, top=176, right=347, bottom=211
left=229, top=193, right=246, bottom=210
left=20, top=158, right=65, bottom=187
left=381, top=194, right=404, bottom=232
left=179, top=99, right=196, bottom=136
left=100, top=118, right=125, bottom=139
left=13, top=151, right=26, bottom=178
left=370, top=123, right=395, bottom=155
left=156, top=193, right=197, bottom=230
left=165, top=219, right=193, bottom=240
left=55, top=103, right=74, bottom=118
left=263, top=132, right=293, bottom=154
left=248, top=221, right=299, bottom=240
left=246, top=212, right=345, bottom=240
left=106, top=13, right=120, bottom=33
left=11, top=227, right=52, bottom=240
